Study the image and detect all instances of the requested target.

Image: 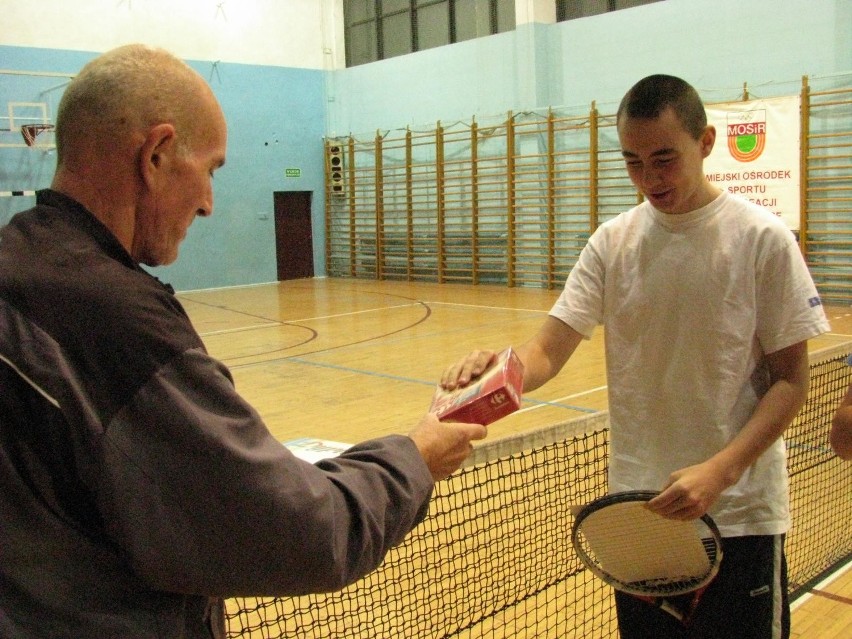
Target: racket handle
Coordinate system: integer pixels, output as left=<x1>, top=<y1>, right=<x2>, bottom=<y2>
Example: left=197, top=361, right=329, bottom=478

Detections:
left=633, top=594, right=685, bottom=623
left=633, top=587, right=708, bottom=627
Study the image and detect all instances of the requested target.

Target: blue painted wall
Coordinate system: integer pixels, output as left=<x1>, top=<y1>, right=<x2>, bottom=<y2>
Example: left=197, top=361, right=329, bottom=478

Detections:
left=0, top=46, right=327, bottom=291
left=157, top=59, right=327, bottom=290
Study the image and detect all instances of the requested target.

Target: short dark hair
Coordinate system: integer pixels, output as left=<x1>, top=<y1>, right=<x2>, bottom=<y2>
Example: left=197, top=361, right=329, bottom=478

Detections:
left=616, top=74, right=707, bottom=140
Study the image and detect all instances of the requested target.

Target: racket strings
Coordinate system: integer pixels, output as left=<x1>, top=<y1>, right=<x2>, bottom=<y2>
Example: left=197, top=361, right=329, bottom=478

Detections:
left=627, top=570, right=709, bottom=594
left=702, top=536, right=720, bottom=563
left=572, top=495, right=722, bottom=597
left=576, top=531, right=716, bottom=594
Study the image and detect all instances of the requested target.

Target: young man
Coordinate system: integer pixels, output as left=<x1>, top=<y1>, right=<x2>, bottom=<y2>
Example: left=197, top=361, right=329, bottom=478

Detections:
left=0, top=45, right=486, bottom=638
left=441, top=75, right=829, bottom=638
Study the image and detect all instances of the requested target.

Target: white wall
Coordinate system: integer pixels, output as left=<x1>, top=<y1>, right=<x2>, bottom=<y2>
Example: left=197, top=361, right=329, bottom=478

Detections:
left=1, top=0, right=344, bottom=69
left=327, top=0, right=852, bottom=136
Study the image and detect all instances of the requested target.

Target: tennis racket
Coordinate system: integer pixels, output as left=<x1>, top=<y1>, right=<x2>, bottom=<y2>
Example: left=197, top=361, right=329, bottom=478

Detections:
left=570, top=490, right=723, bottom=625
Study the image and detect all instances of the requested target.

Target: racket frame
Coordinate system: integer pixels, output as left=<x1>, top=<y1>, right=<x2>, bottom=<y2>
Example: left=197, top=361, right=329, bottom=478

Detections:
left=570, top=490, right=723, bottom=598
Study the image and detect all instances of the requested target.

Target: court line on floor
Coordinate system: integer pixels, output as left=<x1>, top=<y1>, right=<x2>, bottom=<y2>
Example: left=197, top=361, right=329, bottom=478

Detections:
left=516, top=386, right=608, bottom=415
left=197, top=300, right=545, bottom=338
left=283, top=356, right=599, bottom=414
left=199, top=322, right=281, bottom=336
left=285, top=303, right=424, bottom=323
left=196, top=304, right=424, bottom=337
left=810, top=589, right=852, bottom=605
left=791, top=558, right=852, bottom=610
left=426, top=300, right=550, bottom=314
left=216, top=302, right=548, bottom=367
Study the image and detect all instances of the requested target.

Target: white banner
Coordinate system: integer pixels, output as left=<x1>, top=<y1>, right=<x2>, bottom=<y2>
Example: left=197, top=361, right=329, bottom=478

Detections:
left=705, top=95, right=800, bottom=230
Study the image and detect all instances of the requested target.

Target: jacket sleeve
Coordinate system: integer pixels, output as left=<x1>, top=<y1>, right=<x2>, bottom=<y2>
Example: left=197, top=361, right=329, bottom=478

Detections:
left=97, top=347, right=434, bottom=597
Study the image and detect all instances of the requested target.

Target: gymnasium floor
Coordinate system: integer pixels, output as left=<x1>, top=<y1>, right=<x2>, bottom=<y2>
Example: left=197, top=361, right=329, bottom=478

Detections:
left=179, top=277, right=852, bottom=638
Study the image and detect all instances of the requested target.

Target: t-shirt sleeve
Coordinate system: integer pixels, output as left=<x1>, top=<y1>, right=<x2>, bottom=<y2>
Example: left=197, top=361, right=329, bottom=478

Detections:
left=98, top=347, right=433, bottom=597
left=549, top=233, right=605, bottom=339
left=756, top=232, right=831, bottom=354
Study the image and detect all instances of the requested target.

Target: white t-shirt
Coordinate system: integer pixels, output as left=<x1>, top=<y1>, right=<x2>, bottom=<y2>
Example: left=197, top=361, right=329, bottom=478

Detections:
left=550, top=191, right=830, bottom=536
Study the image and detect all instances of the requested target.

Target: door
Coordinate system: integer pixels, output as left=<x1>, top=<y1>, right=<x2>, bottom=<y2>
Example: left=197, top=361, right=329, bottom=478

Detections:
left=274, top=191, right=314, bottom=280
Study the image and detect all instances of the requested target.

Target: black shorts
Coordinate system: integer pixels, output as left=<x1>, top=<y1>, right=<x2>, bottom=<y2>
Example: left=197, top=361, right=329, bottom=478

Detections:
left=615, top=534, right=789, bottom=639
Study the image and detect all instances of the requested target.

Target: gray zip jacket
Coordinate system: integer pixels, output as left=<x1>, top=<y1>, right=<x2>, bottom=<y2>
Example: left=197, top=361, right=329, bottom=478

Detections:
left=0, top=190, right=433, bottom=638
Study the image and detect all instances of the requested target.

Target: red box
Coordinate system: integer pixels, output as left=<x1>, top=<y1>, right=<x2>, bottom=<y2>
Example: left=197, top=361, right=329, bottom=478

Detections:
left=430, top=348, right=524, bottom=425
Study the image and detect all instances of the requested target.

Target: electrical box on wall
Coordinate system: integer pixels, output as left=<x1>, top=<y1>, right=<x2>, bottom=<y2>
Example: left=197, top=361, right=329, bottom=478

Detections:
left=328, top=144, right=344, bottom=196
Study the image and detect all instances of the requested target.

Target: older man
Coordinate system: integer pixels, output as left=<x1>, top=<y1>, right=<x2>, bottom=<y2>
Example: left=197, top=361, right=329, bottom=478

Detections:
left=0, top=44, right=486, bottom=638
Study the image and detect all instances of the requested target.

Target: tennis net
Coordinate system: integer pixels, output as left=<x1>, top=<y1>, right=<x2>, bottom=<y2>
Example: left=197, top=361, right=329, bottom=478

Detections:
left=225, top=343, right=852, bottom=638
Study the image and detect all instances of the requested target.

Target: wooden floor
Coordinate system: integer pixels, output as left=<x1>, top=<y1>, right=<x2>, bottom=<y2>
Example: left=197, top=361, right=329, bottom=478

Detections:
left=791, top=560, right=852, bottom=638
left=179, top=277, right=852, bottom=638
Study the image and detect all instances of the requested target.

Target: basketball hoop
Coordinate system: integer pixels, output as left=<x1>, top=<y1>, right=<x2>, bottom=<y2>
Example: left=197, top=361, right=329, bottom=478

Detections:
left=20, top=124, right=55, bottom=147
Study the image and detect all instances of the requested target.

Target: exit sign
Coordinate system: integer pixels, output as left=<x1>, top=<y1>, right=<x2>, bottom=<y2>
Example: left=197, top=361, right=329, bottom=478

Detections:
left=285, top=168, right=301, bottom=178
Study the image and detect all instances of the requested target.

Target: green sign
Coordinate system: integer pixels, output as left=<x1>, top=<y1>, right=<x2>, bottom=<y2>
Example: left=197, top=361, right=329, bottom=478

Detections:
left=285, top=168, right=301, bottom=178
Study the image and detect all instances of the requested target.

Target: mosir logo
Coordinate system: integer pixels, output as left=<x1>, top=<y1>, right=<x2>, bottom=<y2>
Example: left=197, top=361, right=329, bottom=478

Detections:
left=727, top=109, right=766, bottom=162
